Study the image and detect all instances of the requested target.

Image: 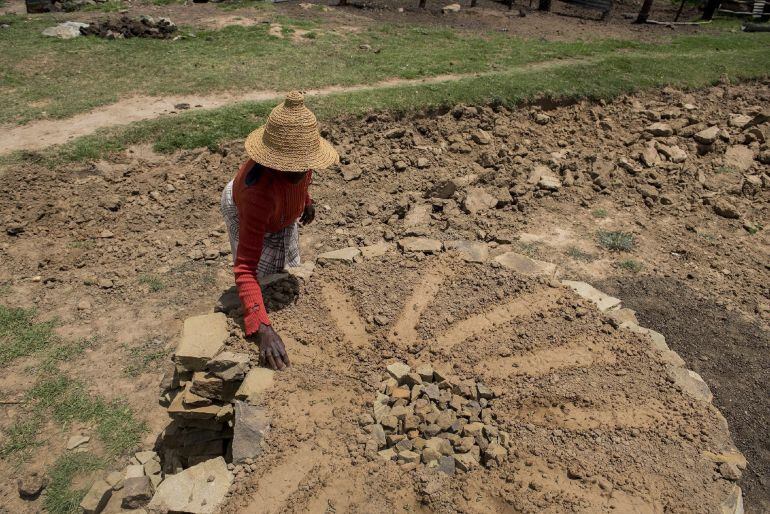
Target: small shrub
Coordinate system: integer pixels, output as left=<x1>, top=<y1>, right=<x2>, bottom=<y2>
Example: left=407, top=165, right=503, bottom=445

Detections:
left=567, top=247, right=595, bottom=262
left=597, top=231, right=635, bottom=252
left=618, top=259, right=642, bottom=272
left=138, top=274, right=164, bottom=292
left=592, top=208, right=608, bottom=218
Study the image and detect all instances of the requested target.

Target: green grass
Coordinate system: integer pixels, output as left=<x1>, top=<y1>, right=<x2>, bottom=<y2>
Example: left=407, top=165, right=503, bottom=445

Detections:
left=0, top=13, right=640, bottom=126
left=597, top=230, right=635, bottom=252
left=618, top=259, right=642, bottom=272
left=715, top=165, right=736, bottom=174
left=0, top=306, right=59, bottom=367
left=566, top=246, right=595, bottom=262
left=0, top=307, right=145, bottom=461
left=592, top=208, right=608, bottom=218
left=6, top=29, right=768, bottom=165
left=45, top=452, right=104, bottom=514
left=139, top=274, right=165, bottom=292
left=123, top=337, right=167, bottom=376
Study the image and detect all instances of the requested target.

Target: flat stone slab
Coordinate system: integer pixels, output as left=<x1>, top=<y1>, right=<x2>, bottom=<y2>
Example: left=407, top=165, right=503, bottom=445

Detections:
left=495, top=252, right=556, bottom=276
left=444, top=240, right=489, bottom=263
left=285, top=261, right=315, bottom=282
left=562, top=280, right=621, bottom=311
left=175, top=313, right=228, bottom=371
left=318, top=247, right=361, bottom=263
left=360, top=242, right=391, bottom=259
left=668, top=366, right=714, bottom=403
left=79, top=479, right=112, bottom=514
left=168, top=386, right=223, bottom=419
left=235, top=367, right=275, bottom=404
left=148, top=457, right=233, bottom=514
left=232, top=400, right=270, bottom=463
left=398, top=237, right=443, bottom=254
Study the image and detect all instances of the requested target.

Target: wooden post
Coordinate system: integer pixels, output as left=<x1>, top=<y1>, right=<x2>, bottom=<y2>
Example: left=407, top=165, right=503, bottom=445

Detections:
left=419, top=0, right=426, bottom=8
left=538, top=0, right=551, bottom=11
left=701, top=0, right=720, bottom=20
left=635, top=0, right=653, bottom=22
left=338, top=0, right=348, bottom=5
left=471, top=0, right=477, bottom=6
left=674, top=0, right=686, bottom=21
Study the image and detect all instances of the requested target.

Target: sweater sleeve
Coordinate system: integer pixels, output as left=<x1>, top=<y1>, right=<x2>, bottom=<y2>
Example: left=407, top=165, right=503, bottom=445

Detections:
left=233, top=201, right=272, bottom=336
left=304, top=170, right=313, bottom=206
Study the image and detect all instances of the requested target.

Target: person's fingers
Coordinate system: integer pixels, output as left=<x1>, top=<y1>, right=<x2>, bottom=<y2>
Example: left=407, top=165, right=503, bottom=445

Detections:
left=266, top=352, right=278, bottom=370
left=274, top=353, right=286, bottom=370
left=281, top=348, right=291, bottom=366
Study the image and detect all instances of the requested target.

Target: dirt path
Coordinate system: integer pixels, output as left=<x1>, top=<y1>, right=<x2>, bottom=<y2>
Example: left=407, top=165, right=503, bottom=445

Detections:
left=0, top=58, right=590, bottom=155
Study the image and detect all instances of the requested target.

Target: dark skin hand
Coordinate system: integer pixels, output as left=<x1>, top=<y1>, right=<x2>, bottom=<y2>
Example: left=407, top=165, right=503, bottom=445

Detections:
left=250, top=323, right=290, bottom=370
left=299, top=203, right=315, bottom=226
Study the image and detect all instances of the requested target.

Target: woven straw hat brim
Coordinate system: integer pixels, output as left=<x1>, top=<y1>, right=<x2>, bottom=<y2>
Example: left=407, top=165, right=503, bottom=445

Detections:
left=244, top=126, right=339, bottom=172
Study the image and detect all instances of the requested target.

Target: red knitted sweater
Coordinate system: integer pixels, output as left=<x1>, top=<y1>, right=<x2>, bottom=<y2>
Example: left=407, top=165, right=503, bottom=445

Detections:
left=232, top=159, right=312, bottom=336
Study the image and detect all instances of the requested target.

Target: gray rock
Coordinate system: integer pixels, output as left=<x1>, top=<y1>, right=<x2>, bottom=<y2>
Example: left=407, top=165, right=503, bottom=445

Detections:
left=42, top=21, right=89, bottom=39
left=494, top=252, right=556, bottom=277
left=148, top=457, right=233, bottom=514
left=712, top=198, right=740, bottom=219
left=397, top=237, right=442, bottom=254
left=66, top=434, right=90, bottom=450
left=79, top=479, right=112, bottom=514
left=694, top=126, right=719, bottom=145
left=125, top=464, right=145, bottom=479
left=723, top=145, right=754, bottom=172
left=144, top=459, right=162, bottom=477
left=360, top=243, right=390, bottom=259
left=728, top=114, right=752, bottom=128
left=175, top=313, right=228, bottom=371
left=427, top=180, right=457, bottom=199
left=719, top=462, right=742, bottom=481
left=235, top=367, right=275, bottom=404
left=105, top=470, right=124, bottom=490
left=561, top=281, right=621, bottom=311
left=646, top=122, right=674, bottom=136
left=17, top=473, right=47, bottom=500
left=366, top=424, right=387, bottom=448
left=462, top=187, right=498, bottom=214
left=444, top=240, right=488, bottom=263
left=206, top=352, right=250, bottom=382
left=121, top=476, right=153, bottom=509
left=232, top=401, right=270, bottom=463
left=386, top=361, right=411, bottom=383
left=317, top=247, right=361, bottom=263
left=454, top=453, right=479, bottom=472
left=397, top=450, right=420, bottom=463
left=437, top=455, right=455, bottom=475
left=341, top=164, right=362, bottom=181
left=667, top=366, right=713, bottom=403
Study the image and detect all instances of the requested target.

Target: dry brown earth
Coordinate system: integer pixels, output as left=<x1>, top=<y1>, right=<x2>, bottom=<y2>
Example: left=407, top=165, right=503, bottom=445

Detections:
left=1, top=80, right=768, bottom=512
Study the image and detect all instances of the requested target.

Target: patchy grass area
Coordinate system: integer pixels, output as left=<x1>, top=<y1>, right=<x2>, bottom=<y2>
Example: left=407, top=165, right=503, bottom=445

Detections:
left=45, top=452, right=104, bottom=514
left=0, top=306, right=58, bottom=367
left=618, top=259, right=643, bottom=272
left=598, top=231, right=636, bottom=252
left=0, top=305, right=146, bottom=491
left=123, top=337, right=167, bottom=376
left=139, top=273, right=165, bottom=292
left=0, top=13, right=635, bottom=125
left=6, top=29, right=768, bottom=165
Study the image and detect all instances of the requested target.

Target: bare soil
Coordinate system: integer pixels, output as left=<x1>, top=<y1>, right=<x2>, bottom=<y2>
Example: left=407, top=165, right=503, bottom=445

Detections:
left=1, top=80, right=768, bottom=512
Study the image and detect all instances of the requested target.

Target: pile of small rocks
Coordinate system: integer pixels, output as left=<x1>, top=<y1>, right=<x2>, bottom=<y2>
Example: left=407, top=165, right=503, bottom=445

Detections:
left=80, top=16, right=177, bottom=39
left=361, top=362, right=509, bottom=475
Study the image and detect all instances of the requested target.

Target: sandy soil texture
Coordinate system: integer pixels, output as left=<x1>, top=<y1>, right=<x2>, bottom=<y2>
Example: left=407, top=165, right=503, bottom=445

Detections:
left=1, top=80, right=768, bottom=512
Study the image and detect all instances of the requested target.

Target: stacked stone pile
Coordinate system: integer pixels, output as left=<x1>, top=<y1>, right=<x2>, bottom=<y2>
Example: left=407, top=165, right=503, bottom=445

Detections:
left=76, top=311, right=270, bottom=513
left=158, top=312, right=271, bottom=470
left=362, top=362, right=509, bottom=475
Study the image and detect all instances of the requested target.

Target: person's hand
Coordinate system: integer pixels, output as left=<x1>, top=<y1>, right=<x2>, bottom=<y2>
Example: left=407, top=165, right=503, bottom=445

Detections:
left=300, top=204, right=315, bottom=226
left=252, top=324, right=291, bottom=370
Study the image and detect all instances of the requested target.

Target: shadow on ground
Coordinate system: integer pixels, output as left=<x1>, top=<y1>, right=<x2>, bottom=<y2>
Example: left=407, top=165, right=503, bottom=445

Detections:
left=599, top=276, right=770, bottom=514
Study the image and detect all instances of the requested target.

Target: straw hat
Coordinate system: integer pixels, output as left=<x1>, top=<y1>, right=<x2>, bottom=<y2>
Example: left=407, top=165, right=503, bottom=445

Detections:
left=244, top=91, right=339, bottom=172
